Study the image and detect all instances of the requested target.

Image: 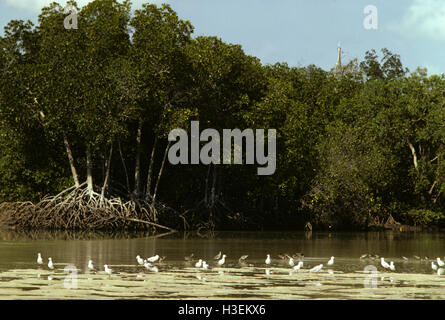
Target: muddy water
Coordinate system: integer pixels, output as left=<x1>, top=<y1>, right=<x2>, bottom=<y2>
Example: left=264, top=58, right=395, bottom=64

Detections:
left=0, top=230, right=444, bottom=299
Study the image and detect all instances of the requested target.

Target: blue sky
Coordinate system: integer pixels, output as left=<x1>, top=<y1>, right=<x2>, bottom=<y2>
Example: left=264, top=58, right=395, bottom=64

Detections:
left=1, top=0, right=445, bottom=75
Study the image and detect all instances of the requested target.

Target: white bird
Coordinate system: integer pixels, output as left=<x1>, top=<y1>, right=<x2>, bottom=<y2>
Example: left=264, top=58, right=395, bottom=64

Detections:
left=104, top=264, right=113, bottom=276
left=136, top=255, right=144, bottom=265
left=309, top=264, right=323, bottom=273
left=432, top=261, right=438, bottom=271
left=293, top=261, right=303, bottom=271
left=88, top=259, right=96, bottom=271
left=146, top=255, right=159, bottom=263
left=150, top=265, right=159, bottom=272
left=144, top=261, right=158, bottom=273
left=195, top=259, right=203, bottom=268
left=327, top=256, right=334, bottom=266
left=380, top=257, right=390, bottom=270
left=202, top=261, right=211, bottom=270
left=48, top=258, right=54, bottom=270
left=389, top=261, right=395, bottom=271
left=288, top=257, right=295, bottom=267
left=37, top=253, right=43, bottom=265
left=217, top=254, right=226, bottom=266
left=265, top=254, right=271, bottom=265
left=437, top=257, right=445, bottom=267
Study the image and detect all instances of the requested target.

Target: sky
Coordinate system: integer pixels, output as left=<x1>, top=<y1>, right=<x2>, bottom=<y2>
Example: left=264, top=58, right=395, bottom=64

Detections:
left=1, top=0, right=445, bottom=75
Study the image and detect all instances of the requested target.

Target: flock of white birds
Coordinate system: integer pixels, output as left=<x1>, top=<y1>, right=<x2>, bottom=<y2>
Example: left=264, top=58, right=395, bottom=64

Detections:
left=34, top=250, right=445, bottom=277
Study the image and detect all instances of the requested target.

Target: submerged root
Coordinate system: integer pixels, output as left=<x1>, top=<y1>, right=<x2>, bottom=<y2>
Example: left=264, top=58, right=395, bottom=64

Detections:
left=0, top=185, right=177, bottom=232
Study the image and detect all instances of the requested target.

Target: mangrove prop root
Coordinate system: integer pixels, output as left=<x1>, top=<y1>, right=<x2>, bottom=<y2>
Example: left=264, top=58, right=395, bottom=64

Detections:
left=0, top=185, right=177, bottom=231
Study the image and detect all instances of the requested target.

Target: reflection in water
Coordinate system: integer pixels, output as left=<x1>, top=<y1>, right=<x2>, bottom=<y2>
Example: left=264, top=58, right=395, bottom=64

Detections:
left=0, top=229, right=445, bottom=272
left=0, top=228, right=175, bottom=241
left=0, top=229, right=444, bottom=299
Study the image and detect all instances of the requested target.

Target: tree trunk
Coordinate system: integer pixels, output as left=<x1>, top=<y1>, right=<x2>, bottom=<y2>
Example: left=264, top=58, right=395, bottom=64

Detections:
left=100, top=143, right=113, bottom=200
left=133, top=119, right=143, bottom=195
left=118, top=140, right=131, bottom=193
left=63, top=131, right=80, bottom=188
left=145, top=136, right=158, bottom=200
left=408, top=141, right=418, bottom=171
left=152, top=141, right=171, bottom=207
left=86, top=145, right=94, bottom=195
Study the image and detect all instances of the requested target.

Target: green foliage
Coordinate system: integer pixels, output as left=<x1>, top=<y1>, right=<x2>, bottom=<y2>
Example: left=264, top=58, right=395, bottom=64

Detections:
left=0, top=1, right=444, bottom=230
left=406, top=209, right=445, bottom=226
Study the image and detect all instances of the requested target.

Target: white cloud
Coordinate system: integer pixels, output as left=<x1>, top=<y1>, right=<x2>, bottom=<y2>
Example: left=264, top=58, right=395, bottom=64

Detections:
left=391, top=0, right=445, bottom=41
left=2, top=0, right=166, bottom=13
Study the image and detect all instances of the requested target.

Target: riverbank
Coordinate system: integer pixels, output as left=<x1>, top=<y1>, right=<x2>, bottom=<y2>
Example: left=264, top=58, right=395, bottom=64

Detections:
left=2, top=208, right=444, bottom=232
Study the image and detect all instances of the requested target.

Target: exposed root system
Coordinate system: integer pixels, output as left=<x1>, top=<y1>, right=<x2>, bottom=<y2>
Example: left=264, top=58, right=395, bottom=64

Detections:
left=0, top=185, right=177, bottom=232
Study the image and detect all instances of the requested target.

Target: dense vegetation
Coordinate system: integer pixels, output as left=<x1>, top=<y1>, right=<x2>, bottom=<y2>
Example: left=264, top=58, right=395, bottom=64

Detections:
left=0, top=0, right=444, bottom=231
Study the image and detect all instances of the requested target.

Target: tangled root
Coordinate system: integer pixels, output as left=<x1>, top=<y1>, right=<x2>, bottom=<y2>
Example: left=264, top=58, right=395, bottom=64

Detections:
left=0, top=185, right=177, bottom=232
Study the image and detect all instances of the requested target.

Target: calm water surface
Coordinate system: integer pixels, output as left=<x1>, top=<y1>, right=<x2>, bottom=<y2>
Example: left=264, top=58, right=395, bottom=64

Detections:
left=0, top=230, right=444, bottom=299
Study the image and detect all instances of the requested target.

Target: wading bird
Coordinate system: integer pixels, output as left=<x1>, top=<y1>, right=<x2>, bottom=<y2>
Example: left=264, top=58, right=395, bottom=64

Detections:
left=327, top=256, right=334, bottom=266
left=265, top=254, right=271, bottom=265
left=88, top=259, right=96, bottom=271
left=146, top=255, right=159, bottom=263
left=293, top=261, right=303, bottom=271
left=143, top=259, right=152, bottom=267
left=48, top=258, right=54, bottom=270
left=437, top=257, right=445, bottom=267
left=389, top=261, right=395, bottom=271
left=148, top=265, right=159, bottom=273
left=217, top=254, right=226, bottom=266
left=144, top=261, right=158, bottom=272
left=310, top=264, right=323, bottom=273
left=380, top=257, right=390, bottom=270
left=136, top=255, right=144, bottom=265
left=37, top=253, right=43, bottom=265
left=195, top=259, right=203, bottom=268
left=104, top=264, right=113, bottom=278
left=432, top=261, right=438, bottom=271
